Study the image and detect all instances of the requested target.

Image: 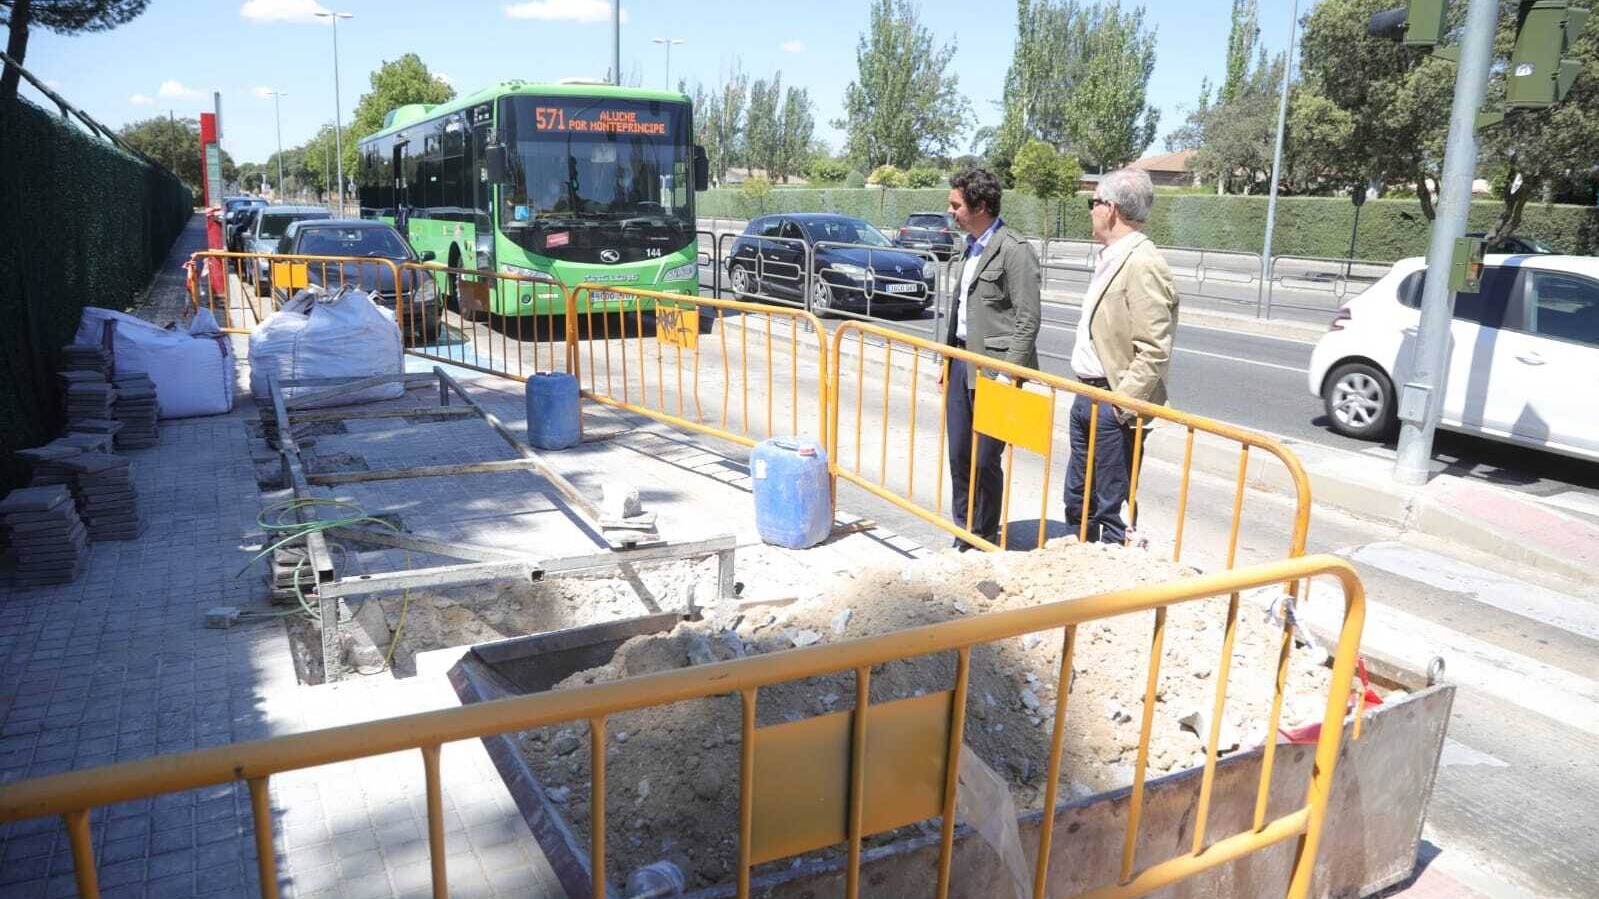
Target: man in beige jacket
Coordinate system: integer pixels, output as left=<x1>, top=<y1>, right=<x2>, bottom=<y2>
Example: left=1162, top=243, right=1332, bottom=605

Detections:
left=1065, top=168, right=1178, bottom=543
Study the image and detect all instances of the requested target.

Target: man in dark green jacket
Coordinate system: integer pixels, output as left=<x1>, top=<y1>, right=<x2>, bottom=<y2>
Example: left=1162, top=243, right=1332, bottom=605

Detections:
left=944, top=168, right=1042, bottom=549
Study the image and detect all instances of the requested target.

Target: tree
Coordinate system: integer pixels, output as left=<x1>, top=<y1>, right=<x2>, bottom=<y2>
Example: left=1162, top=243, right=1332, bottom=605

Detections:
left=2, top=0, right=148, bottom=101
left=867, top=164, right=907, bottom=187
left=1059, top=3, right=1160, bottom=172
left=775, top=86, right=814, bottom=183
left=344, top=53, right=455, bottom=178
left=1295, top=0, right=1457, bottom=218
left=702, top=60, right=749, bottom=186
left=1476, top=7, right=1599, bottom=239
left=1189, top=48, right=1285, bottom=194
left=1011, top=139, right=1083, bottom=234
left=838, top=0, right=971, bottom=169
left=118, top=115, right=236, bottom=195
left=1221, top=0, right=1260, bottom=104
left=995, top=1, right=1160, bottom=174
left=1163, top=78, right=1211, bottom=152
left=745, top=74, right=782, bottom=177
left=805, top=156, right=849, bottom=184
left=905, top=165, right=943, bottom=188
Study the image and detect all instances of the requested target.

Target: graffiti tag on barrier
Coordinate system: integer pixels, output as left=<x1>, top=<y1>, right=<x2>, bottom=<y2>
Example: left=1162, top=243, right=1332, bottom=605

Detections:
left=656, top=306, right=699, bottom=351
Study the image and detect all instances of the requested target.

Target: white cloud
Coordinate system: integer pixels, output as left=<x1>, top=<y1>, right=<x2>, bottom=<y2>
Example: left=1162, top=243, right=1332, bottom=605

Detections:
left=158, top=80, right=202, bottom=99
left=239, top=0, right=330, bottom=24
left=435, top=72, right=455, bottom=87
left=253, top=86, right=275, bottom=99
left=780, top=40, right=806, bottom=53
left=504, top=0, right=628, bottom=24
left=130, top=94, right=154, bottom=105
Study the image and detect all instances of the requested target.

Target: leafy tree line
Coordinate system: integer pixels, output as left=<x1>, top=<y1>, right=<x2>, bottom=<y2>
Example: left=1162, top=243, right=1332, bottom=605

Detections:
left=1169, top=0, right=1599, bottom=237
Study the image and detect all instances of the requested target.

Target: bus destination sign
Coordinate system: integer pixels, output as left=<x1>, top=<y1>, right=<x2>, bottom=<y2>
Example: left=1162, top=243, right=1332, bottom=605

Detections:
left=533, top=105, right=668, bottom=136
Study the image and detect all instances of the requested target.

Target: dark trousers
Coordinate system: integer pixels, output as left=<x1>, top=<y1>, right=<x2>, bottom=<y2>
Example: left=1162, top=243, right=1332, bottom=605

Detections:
left=945, top=360, right=1005, bottom=541
left=1063, top=392, right=1139, bottom=544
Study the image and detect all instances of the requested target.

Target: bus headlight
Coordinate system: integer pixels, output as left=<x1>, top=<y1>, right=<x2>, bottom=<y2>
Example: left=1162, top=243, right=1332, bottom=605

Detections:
left=661, top=261, right=698, bottom=282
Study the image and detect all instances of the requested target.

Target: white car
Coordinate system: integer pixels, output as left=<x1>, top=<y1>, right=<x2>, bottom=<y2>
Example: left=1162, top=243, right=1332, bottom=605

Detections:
left=1308, top=254, right=1599, bottom=463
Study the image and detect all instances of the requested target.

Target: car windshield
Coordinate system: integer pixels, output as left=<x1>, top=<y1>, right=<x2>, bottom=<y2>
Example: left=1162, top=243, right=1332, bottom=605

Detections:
left=804, top=218, right=893, bottom=247
left=296, top=228, right=411, bottom=259
left=259, top=213, right=328, bottom=240
left=907, top=214, right=949, bottom=229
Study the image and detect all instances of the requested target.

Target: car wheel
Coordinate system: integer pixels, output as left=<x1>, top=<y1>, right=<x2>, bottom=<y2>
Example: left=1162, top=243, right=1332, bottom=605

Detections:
left=729, top=263, right=754, bottom=298
left=810, top=276, right=835, bottom=318
left=1323, top=361, right=1397, bottom=440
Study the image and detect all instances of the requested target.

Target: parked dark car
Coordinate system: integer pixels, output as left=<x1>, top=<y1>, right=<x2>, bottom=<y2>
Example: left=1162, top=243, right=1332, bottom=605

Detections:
left=725, top=213, right=936, bottom=317
left=227, top=205, right=265, bottom=253
left=893, top=211, right=960, bottom=260
left=275, top=219, right=439, bottom=341
left=1465, top=232, right=1558, bottom=255
left=244, top=205, right=333, bottom=293
left=222, top=197, right=269, bottom=248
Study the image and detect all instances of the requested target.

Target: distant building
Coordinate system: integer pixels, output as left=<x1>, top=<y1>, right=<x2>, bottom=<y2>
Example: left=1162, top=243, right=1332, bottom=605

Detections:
left=1126, top=150, right=1199, bottom=188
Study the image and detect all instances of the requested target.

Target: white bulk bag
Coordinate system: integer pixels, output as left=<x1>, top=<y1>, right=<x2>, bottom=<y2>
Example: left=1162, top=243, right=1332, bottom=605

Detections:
left=74, top=307, right=236, bottom=419
left=248, top=286, right=404, bottom=408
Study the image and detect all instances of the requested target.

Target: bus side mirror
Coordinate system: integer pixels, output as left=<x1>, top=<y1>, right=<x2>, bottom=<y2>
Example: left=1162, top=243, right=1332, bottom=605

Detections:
left=485, top=144, right=509, bottom=183
left=694, top=145, right=709, bottom=191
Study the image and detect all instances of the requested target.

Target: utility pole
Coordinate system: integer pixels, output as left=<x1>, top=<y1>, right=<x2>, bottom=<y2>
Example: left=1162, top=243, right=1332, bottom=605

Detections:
left=1393, top=0, right=1500, bottom=485
left=1257, top=0, right=1299, bottom=320
left=315, top=10, right=354, bottom=212
left=652, top=38, right=685, bottom=90
left=267, top=90, right=287, bottom=198
left=611, top=0, right=621, bottom=86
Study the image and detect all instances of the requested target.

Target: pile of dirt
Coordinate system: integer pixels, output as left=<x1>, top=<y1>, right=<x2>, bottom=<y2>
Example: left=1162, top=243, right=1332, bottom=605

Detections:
left=511, top=540, right=1334, bottom=889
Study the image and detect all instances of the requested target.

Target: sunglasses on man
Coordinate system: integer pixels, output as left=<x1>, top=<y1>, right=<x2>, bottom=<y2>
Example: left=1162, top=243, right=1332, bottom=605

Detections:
left=1088, top=197, right=1112, bottom=210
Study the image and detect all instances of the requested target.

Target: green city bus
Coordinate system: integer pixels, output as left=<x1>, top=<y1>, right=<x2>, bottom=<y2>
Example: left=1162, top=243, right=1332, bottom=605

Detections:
left=356, top=80, right=707, bottom=316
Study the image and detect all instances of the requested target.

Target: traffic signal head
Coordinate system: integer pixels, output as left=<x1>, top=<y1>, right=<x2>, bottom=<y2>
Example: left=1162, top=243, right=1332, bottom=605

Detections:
left=1507, top=1, right=1591, bottom=109
left=1367, top=0, right=1451, bottom=48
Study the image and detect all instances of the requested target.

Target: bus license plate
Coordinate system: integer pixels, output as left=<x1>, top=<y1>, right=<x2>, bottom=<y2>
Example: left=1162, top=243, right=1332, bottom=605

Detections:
left=590, top=290, right=630, bottom=308
left=885, top=283, right=920, bottom=294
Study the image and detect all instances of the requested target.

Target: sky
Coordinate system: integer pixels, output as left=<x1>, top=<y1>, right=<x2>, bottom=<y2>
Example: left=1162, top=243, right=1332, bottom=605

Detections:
left=19, top=0, right=1304, bottom=167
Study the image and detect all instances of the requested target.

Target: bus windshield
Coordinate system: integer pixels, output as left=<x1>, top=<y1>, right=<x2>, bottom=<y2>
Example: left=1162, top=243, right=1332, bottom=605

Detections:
left=498, top=95, right=692, bottom=257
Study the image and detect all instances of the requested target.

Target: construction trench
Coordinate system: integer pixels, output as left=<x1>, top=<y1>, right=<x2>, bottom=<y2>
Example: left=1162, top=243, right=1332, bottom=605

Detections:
left=252, top=358, right=1453, bottom=899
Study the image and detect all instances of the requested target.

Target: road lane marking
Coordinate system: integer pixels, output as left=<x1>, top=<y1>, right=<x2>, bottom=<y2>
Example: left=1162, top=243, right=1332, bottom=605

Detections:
left=1343, top=541, right=1599, bottom=642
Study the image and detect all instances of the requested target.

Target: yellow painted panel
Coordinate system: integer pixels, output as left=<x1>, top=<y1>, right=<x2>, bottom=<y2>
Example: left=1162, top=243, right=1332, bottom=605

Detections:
left=270, top=261, right=310, bottom=290
left=974, top=375, right=1053, bottom=456
left=750, top=690, right=952, bottom=865
left=655, top=306, right=699, bottom=350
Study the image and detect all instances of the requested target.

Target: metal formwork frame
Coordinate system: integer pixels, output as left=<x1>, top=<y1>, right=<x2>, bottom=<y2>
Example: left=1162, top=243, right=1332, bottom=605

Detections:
left=265, top=366, right=737, bottom=682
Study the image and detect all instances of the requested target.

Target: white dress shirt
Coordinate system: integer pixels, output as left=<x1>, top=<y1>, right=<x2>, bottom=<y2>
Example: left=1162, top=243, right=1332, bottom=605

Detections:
left=1071, top=232, right=1143, bottom=380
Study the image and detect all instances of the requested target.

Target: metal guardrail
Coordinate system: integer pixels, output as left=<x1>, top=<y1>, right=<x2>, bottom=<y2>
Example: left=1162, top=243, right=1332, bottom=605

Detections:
left=0, top=554, right=1367, bottom=899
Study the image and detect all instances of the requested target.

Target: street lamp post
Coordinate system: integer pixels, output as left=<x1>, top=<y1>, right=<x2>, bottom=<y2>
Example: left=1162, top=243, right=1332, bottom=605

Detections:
left=314, top=10, right=354, bottom=212
left=651, top=38, right=685, bottom=90
left=266, top=90, right=287, bottom=198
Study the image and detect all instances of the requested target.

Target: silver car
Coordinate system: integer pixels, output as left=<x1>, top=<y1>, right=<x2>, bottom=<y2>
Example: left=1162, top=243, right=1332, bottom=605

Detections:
left=242, top=205, right=331, bottom=294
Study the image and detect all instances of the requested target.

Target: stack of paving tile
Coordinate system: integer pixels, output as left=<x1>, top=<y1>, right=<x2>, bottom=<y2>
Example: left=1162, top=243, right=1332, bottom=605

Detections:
left=61, top=452, right=142, bottom=541
left=60, top=344, right=111, bottom=378
left=64, top=379, right=117, bottom=429
left=111, top=373, right=159, bottom=449
left=268, top=544, right=312, bottom=604
left=17, top=443, right=81, bottom=487
left=0, top=485, right=88, bottom=586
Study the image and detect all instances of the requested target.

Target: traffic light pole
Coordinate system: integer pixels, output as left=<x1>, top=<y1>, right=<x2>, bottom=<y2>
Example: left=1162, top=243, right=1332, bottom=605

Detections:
left=1393, top=0, right=1500, bottom=485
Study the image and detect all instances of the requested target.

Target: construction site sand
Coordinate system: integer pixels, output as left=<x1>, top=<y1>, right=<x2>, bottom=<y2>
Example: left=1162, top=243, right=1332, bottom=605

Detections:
left=502, top=540, right=1333, bottom=890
